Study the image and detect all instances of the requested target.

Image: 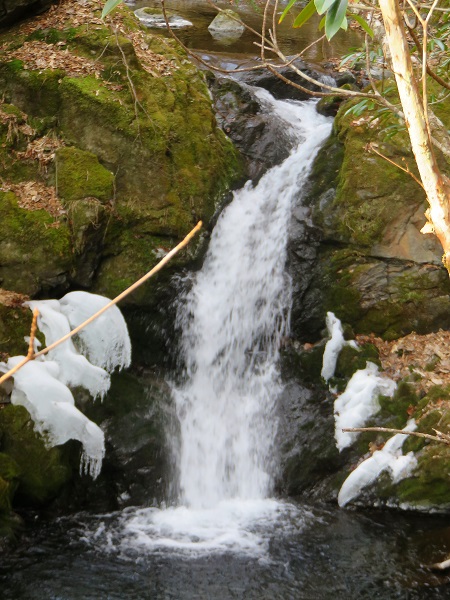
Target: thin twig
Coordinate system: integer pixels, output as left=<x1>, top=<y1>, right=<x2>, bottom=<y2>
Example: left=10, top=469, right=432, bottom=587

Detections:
left=0, top=221, right=203, bottom=386
left=367, top=143, right=425, bottom=189
left=342, top=426, right=450, bottom=446
left=27, top=308, right=39, bottom=359
left=406, top=24, right=450, bottom=91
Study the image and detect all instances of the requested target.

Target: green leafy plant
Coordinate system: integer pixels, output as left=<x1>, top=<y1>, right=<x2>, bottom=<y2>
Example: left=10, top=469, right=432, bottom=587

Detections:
left=278, top=0, right=373, bottom=41
left=102, top=0, right=123, bottom=19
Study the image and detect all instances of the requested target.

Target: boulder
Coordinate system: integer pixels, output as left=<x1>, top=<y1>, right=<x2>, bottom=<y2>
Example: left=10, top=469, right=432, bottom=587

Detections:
left=0, top=0, right=57, bottom=28
left=208, top=9, right=244, bottom=36
left=207, top=74, right=295, bottom=181
left=134, top=7, right=192, bottom=29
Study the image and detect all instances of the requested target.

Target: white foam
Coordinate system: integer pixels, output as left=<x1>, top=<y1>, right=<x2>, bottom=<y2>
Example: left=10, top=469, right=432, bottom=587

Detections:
left=85, top=499, right=311, bottom=558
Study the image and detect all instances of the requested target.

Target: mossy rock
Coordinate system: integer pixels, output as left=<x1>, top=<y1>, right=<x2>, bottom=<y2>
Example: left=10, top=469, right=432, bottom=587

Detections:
left=0, top=5, right=242, bottom=326
left=0, top=301, right=32, bottom=358
left=55, top=147, right=114, bottom=203
left=0, top=404, right=72, bottom=506
left=0, top=191, right=73, bottom=295
left=0, top=453, right=20, bottom=513
left=304, top=246, right=450, bottom=340
left=302, top=84, right=450, bottom=340
left=335, top=343, right=380, bottom=380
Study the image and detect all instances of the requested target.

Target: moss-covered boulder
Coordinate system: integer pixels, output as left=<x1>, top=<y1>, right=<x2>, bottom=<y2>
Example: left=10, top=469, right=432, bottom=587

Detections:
left=295, top=91, right=450, bottom=340
left=0, top=0, right=241, bottom=357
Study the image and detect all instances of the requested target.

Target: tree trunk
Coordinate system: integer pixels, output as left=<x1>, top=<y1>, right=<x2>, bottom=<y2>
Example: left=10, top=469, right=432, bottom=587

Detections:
left=378, top=0, right=450, bottom=270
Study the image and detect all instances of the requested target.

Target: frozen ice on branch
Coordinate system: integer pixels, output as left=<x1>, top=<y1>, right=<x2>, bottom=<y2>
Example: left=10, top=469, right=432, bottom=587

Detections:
left=0, top=292, right=131, bottom=479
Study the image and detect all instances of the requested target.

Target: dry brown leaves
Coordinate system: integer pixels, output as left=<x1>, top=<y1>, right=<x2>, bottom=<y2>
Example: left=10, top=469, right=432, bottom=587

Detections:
left=1, top=180, right=64, bottom=219
left=6, top=40, right=102, bottom=77
left=357, top=330, right=450, bottom=393
left=17, top=0, right=104, bottom=34
left=0, top=288, right=30, bottom=308
left=17, top=134, right=64, bottom=168
left=2, top=0, right=175, bottom=78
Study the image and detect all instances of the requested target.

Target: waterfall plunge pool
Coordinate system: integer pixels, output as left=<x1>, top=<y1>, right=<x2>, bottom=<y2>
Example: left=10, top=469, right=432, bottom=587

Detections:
left=2, top=503, right=450, bottom=599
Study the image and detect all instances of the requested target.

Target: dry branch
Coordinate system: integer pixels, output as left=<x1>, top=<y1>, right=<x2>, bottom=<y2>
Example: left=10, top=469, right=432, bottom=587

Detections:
left=342, top=426, right=450, bottom=446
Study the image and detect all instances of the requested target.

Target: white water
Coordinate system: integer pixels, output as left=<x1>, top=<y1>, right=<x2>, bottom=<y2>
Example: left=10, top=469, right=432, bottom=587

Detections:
left=104, top=90, right=332, bottom=555
left=172, top=91, right=331, bottom=511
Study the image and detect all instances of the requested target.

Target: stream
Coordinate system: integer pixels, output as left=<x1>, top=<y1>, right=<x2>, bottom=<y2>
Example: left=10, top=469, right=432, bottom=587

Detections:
left=2, top=3, right=450, bottom=599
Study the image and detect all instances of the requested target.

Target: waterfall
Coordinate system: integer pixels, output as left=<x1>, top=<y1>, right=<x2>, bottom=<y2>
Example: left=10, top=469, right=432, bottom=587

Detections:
left=171, top=90, right=332, bottom=509
left=91, top=90, right=332, bottom=556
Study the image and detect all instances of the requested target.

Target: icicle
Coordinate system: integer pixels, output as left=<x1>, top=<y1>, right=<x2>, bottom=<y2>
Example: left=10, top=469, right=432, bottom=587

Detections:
left=321, top=312, right=358, bottom=382
left=7, top=357, right=105, bottom=479
left=26, top=299, right=111, bottom=399
left=2, top=290, right=132, bottom=479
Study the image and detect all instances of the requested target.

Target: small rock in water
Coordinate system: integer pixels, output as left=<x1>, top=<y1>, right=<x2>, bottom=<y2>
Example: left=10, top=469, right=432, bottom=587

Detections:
left=134, top=8, right=192, bottom=29
left=208, top=9, right=244, bottom=44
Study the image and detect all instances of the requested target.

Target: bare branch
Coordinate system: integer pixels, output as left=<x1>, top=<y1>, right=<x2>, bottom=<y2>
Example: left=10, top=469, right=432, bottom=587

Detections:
left=367, top=142, right=425, bottom=188
left=407, top=25, right=450, bottom=91
left=342, top=426, right=450, bottom=446
left=27, top=308, right=39, bottom=360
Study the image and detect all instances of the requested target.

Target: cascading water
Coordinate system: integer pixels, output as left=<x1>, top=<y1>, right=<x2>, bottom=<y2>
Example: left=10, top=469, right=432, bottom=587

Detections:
left=171, top=89, right=331, bottom=510
left=88, top=88, right=332, bottom=556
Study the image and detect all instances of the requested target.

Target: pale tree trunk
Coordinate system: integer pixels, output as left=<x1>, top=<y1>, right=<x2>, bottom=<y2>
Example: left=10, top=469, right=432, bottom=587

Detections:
left=378, top=0, right=450, bottom=270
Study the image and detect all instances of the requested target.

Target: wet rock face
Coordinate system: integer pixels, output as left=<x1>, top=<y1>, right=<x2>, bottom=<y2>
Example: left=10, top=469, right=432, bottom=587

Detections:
left=208, top=75, right=294, bottom=181
left=235, top=59, right=325, bottom=101
left=292, top=95, right=450, bottom=342
left=0, top=0, right=57, bottom=27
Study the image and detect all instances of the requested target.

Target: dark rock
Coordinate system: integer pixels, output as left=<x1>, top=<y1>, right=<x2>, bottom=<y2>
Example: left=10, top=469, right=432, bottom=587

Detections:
left=208, top=74, right=295, bottom=180
left=0, top=0, right=57, bottom=28
left=235, top=58, right=329, bottom=101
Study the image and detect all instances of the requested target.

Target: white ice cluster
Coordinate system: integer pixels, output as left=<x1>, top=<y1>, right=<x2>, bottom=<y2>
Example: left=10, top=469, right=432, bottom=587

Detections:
left=321, top=312, right=358, bottom=383
left=334, top=361, right=397, bottom=451
left=338, top=419, right=418, bottom=507
left=0, top=292, right=131, bottom=479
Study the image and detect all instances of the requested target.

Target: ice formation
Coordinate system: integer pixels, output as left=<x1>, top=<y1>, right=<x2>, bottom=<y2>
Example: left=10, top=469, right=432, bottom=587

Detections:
left=26, top=299, right=110, bottom=399
left=338, top=419, right=418, bottom=507
left=321, top=312, right=358, bottom=382
left=59, top=291, right=131, bottom=372
left=0, top=292, right=132, bottom=478
left=334, top=361, right=397, bottom=451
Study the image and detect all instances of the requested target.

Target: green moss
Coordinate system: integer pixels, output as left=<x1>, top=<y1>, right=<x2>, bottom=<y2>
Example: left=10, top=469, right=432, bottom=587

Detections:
left=0, top=64, right=63, bottom=117
left=378, top=381, right=419, bottom=429
left=55, top=147, right=114, bottom=202
left=0, top=405, right=72, bottom=505
left=0, top=191, right=72, bottom=294
left=394, top=444, right=450, bottom=507
left=0, top=304, right=32, bottom=357
left=335, top=343, right=380, bottom=380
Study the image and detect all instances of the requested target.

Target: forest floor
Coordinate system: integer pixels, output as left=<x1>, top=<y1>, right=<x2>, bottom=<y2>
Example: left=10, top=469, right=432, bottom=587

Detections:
left=357, top=330, right=450, bottom=393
